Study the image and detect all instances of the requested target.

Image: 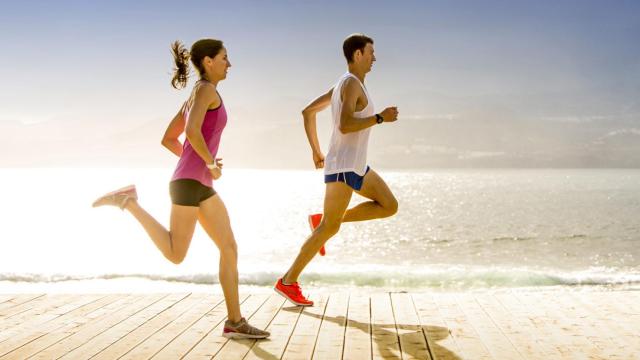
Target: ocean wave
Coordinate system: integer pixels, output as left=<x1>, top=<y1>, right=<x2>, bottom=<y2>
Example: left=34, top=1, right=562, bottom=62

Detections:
left=2, top=267, right=640, bottom=289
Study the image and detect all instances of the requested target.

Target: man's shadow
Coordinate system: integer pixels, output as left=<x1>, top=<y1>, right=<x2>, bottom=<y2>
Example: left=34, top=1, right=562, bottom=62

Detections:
left=251, top=305, right=461, bottom=360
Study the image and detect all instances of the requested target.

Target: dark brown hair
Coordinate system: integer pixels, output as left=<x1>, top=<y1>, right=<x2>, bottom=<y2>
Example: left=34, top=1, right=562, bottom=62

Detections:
left=342, top=33, right=374, bottom=63
left=170, top=38, right=224, bottom=89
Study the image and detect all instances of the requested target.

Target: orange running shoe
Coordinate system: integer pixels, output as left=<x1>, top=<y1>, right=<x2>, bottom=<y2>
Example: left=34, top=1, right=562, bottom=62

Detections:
left=308, top=213, right=325, bottom=256
left=274, top=278, right=314, bottom=306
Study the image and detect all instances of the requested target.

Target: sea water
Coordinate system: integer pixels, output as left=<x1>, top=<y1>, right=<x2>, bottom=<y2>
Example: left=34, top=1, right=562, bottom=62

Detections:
left=0, top=168, right=638, bottom=292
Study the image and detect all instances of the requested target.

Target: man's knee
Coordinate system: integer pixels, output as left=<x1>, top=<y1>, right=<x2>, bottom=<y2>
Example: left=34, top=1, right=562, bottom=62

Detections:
left=318, top=218, right=341, bottom=236
left=383, top=197, right=398, bottom=217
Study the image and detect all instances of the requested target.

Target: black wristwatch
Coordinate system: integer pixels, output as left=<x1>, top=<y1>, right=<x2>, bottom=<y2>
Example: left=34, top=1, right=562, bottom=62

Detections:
left=375, top=113, right=384, bottom=124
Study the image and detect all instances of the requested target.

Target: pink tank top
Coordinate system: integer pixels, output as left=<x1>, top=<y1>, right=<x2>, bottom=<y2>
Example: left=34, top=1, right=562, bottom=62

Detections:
left=171, top=101, right=227, bottom=187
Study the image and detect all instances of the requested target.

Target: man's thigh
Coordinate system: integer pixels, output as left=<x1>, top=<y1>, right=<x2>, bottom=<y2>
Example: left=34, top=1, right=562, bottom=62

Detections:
left=355, top=169, right=396, bottom=206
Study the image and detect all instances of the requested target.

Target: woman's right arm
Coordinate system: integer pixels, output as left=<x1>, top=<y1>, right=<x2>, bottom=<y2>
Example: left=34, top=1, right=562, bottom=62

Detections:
left=302, top=87, right=333, bottom=169
left=161, top=102, right=187, bottom=157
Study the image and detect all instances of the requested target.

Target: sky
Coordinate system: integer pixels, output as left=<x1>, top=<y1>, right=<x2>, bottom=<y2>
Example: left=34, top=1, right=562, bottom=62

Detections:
left=0, top=0, right=639, bottom=168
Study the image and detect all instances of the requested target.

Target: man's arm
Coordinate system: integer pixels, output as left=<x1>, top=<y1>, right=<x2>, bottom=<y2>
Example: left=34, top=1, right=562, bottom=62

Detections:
left=339, top=78, right=398, bottom=134
left=302, top=88, right=333, bottom=168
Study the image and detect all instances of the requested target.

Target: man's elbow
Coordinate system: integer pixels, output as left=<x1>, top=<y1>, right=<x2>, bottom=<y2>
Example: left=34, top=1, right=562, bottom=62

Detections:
left=302, top=107, right=313, bottom=119
left=338, top=124, right=352, bottom=134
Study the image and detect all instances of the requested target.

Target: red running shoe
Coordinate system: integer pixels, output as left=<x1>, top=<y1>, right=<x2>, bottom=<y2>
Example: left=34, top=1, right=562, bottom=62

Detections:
left=274, top=278, right=314, bottom=306
left=308, top=213, right=326, bottom=256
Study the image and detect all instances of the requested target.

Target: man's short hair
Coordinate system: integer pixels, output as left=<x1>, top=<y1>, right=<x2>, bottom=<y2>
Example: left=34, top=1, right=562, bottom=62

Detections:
left=343, top=33, right=374, bottom=63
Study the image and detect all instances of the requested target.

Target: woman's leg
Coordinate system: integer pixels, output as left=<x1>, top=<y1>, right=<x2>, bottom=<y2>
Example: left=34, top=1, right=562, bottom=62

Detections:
left=124, top=200, right=199, bottom=264
left=196, top=194, right=242, bottom=322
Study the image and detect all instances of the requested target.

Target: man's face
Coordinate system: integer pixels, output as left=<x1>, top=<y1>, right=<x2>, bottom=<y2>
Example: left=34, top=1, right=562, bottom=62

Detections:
left=361, top=43, right=376, bottom=72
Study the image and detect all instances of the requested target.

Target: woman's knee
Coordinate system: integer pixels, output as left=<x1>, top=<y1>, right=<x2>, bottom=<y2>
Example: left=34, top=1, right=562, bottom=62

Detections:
left=218, top=239, right=238, bottom=259
left=168, top=249, right=188, bottom=264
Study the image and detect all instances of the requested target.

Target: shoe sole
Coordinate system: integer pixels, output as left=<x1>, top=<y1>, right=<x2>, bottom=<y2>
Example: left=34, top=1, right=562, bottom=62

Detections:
left=92, top=185, right=137, bottom=207
left=222, top=332, right=269, bottom=339
left=274, top=287, right=314, bottom=307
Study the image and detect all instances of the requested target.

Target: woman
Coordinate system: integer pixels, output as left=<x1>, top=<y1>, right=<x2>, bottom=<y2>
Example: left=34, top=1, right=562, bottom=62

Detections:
left=92, top=39, right=269, bottom=339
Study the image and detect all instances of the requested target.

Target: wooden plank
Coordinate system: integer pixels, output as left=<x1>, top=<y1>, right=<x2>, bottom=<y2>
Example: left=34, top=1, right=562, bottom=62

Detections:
left=312, top=292, right=349, bottom=360
left=0, top=295, right=15, bottom=305
left=529, top=291, right=609, bottom=359
left=58, top=293, right=188, bottom=359
left=342, top=293, right=371, bottom=360
left=150, top=295, right=228, bottom=359
left=3, top=294, right=136, bottom=359
left=242, top=294, right=308, bottom=360
left=31, top=294, right=166, bottom=359
left=0, top=294, right=43, bottom=313
left=0, top=294, right=80, bottom=336
left=182, top=294, right=272, bottom=359
left=0, top=294, right=120, bottom=359
left=549, top=291, right=635, bottom=360
left=432, top=293, right=492, bottom=360
left=91, top=293, right=203, bottom=359
left=281, top=294, right=328, bottom=360
left=120, top=294, right=222, bottom=359
left=484, top=292, right=563, bottom=359
left=371, top=293, right=401, bottom=360
left=452, top=293, right=522, bottom=360
left=509, top=291, right=583, bottom=360
left=412, top=292, right=463, bottom=360
left=570, top=291, right=640, bottom=359
left=390, top=293, right=431, bottom=360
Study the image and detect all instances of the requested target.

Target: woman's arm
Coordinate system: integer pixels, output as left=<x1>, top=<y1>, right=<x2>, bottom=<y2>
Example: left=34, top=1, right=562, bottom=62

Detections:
left=161, top=102, right=187, bottom=157
left=185, top=83, right=219, bottom=166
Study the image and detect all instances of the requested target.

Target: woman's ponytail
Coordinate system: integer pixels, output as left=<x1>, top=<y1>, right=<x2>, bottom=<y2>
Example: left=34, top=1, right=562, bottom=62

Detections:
left=170, top=40, right=190, bottom=89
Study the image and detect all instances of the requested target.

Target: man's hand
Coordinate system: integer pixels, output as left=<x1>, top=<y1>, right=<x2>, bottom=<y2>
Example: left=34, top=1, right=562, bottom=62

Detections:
left=380, top=106, right=399, bottom=122
left=313, top=151, right=325, bottom=169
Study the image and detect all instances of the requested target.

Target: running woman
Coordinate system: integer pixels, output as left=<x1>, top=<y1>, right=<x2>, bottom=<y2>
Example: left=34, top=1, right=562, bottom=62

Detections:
left=93, top=39, right=269, bottom=339
left=275, top=34, right=400, bottom=306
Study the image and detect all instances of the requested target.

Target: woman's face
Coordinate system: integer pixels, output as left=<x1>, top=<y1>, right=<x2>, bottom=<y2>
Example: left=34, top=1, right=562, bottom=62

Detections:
left=205, top=47, right=232, bottom=80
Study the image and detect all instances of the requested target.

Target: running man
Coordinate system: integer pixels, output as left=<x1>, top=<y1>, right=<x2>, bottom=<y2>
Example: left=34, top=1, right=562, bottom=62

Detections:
left=275, top=33, right=400, bottom=306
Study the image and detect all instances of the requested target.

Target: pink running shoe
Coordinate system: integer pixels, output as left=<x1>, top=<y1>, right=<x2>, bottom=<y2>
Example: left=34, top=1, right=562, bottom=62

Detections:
left=92, top=185, right=137, bottom=210
left=308, top=213, right=325, bottom=256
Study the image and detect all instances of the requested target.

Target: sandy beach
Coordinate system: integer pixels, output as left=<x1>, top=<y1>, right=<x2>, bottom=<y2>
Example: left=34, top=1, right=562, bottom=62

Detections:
left=1, top=288, right=639, bottom=359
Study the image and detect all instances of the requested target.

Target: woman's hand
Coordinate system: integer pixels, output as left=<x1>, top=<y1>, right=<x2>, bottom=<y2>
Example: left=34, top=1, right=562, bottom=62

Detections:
left=209, top=167, right=222, bottom=180
left=209, top=158, right=224, bottom=180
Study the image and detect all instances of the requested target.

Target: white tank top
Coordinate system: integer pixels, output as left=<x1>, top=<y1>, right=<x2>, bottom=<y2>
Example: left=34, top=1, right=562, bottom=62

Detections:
left=324, top=72, right=375, bottom=176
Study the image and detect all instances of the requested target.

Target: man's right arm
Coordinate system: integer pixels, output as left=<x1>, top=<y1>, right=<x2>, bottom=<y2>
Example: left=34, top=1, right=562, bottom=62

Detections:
left=302, top=88, right=333, bottom=168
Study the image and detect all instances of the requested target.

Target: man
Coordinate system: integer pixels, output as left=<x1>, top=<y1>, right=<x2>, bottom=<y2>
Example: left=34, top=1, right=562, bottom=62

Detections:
left=275, top=33, right=400, bottom=306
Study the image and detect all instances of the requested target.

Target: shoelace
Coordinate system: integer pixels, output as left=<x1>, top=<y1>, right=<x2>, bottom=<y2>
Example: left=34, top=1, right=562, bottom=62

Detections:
left=291, top=283, right=308, bottom=300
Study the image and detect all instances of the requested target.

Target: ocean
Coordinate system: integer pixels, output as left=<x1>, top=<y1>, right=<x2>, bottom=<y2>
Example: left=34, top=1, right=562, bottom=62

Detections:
left=1, top=168, right=638, bottom=292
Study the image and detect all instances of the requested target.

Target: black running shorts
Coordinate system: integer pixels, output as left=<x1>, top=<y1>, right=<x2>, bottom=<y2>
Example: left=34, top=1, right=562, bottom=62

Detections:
left=169, top=179, right=216, bottom=206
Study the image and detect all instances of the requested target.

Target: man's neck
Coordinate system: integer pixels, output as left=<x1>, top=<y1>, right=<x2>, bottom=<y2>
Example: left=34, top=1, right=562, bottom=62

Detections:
left=347, top=65, right=366, bottom=83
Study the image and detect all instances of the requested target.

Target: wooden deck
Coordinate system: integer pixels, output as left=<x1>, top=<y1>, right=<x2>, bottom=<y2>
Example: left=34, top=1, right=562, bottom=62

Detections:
left=0, top=290, right=639, bottom=359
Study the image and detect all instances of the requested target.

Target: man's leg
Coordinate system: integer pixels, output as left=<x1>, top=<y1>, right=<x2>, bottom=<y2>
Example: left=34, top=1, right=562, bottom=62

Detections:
left=283, top=181, right=353, bottom=283
left=342, top=169, right=398, bottom=222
